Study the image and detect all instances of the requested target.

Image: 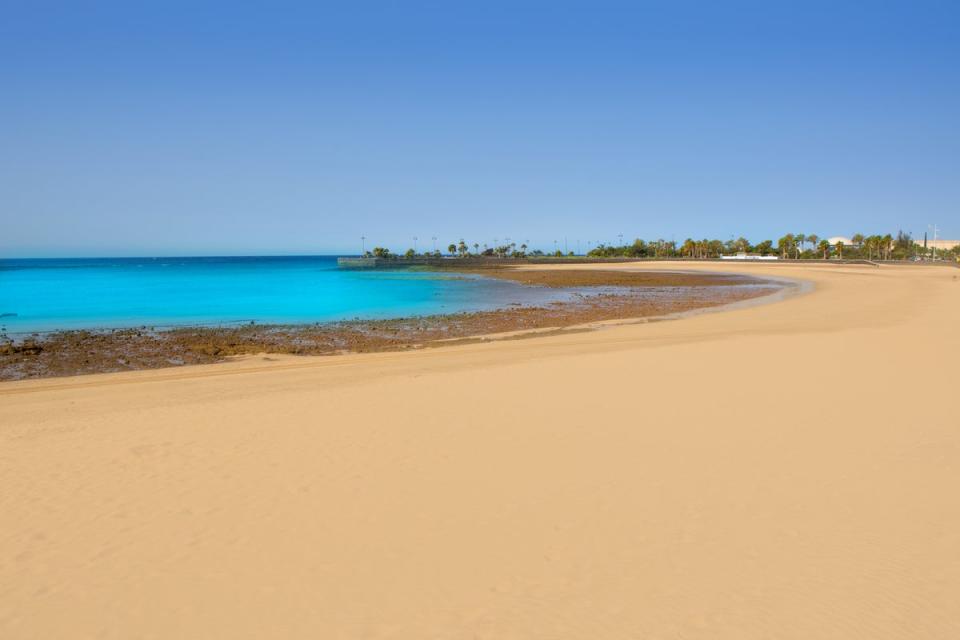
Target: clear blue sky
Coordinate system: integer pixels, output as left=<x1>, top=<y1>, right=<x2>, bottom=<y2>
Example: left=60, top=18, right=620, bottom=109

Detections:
left=2, top=0, right=957, bottom=256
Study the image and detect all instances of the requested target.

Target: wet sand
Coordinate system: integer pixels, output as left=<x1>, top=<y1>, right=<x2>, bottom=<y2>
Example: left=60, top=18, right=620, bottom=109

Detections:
left=2, top=262, right=959, bottom=639
left=0, top=269, right=777, bottom=380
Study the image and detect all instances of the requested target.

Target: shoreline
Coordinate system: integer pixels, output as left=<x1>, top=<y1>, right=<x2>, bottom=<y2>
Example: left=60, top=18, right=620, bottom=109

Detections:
left=3, top=262, right=959, bottom=638
left=0, top=268, right=784, bottom=381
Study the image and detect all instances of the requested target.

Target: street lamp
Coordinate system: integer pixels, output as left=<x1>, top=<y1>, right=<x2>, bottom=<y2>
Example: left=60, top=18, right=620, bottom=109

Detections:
left=361, top=235, right=366, bottom=255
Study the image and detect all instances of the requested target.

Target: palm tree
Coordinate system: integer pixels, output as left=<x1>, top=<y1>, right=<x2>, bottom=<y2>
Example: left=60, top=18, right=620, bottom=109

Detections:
left=796, top=233, right=806, bottom=257
left=457, top=239, right=468, bottom=256
left=807, top=234, right=819, bottom=254
left=519, top=243, right=527, bottom=256
left=473, top=243, right=479, bottom=255
left=851, top=233, right=864, bottom=249
left=818, top=239, right=830, bottom=259
left=836, top=241, right=844, bottom=259
left=447, top=243, right=457, bottom=256
left=778, top=234, right=795, bottom=259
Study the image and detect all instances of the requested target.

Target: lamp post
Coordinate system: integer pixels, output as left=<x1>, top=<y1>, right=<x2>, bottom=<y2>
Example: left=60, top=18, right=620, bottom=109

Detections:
left=361, top=236, right=366, bottom=255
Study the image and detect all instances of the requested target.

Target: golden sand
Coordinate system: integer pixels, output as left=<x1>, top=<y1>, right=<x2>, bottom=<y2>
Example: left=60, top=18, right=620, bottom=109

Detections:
left=2, top=262, right=959, bottom=639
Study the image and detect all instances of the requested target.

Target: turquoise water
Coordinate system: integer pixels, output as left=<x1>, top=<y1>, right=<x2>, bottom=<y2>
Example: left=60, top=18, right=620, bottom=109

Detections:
left=0, top=256, right=576, bottom=334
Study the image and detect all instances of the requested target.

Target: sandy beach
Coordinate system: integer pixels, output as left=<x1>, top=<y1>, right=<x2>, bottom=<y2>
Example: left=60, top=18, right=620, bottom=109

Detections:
left=2, top=261, right=958, bottom=639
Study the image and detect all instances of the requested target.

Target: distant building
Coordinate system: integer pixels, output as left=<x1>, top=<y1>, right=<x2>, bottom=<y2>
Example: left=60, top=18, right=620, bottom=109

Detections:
left=826, top=235, right=958, bottom=252
left=924, top=239, right=960, bottom=251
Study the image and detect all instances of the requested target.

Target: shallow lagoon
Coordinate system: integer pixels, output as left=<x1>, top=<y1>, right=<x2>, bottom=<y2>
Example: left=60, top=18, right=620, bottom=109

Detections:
left=0, top=256, right=579, bottom=334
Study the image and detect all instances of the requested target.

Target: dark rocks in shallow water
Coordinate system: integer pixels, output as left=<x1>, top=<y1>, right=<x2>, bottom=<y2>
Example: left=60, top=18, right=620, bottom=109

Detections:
left=1, top=340, right=43, bottom=356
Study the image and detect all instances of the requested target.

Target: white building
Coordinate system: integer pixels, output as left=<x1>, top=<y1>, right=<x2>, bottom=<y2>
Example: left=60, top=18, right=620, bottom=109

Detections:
left=720, top=253, right=779, bottom=261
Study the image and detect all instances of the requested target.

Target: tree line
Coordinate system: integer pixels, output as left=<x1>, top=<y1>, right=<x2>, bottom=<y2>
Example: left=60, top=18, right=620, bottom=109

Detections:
left=588, top=231, right=957, bottom=261
left=363, top=231, right=958, bottom=261
left=365, top=240, right=555, bottom=259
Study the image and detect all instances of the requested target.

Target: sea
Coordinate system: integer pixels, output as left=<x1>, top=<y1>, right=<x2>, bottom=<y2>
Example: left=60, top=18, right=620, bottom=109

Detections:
left=0, top=256, right=579, bottom=335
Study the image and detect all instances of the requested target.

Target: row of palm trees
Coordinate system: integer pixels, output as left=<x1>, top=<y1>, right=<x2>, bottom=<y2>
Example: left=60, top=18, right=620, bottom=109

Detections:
left=444, top=240, right=530, bottom=258
left=366, top=231, right=953, bottom=261
left=810, top=233, right=900, bottom=260
left=851, top=234, right=896, bottom=260
left=366, top=240, right=535, bottom=260
left=776, top=233, right=824, bottom=259
left=682, top=232, right=901, bottom=260
left=593, top=231, right=927, bottom=260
